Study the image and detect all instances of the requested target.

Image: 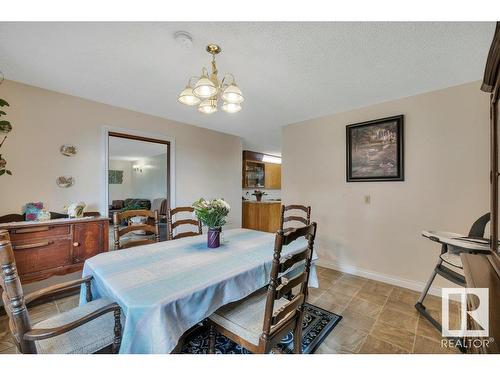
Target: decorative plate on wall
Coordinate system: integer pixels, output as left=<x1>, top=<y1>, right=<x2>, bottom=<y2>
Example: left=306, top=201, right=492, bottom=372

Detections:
left=60, top=144, right=77, bottom=157
left=56, top=176, right=74, bottom=188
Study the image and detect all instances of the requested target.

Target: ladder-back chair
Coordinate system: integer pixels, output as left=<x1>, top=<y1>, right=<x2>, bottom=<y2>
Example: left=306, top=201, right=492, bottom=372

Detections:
left=0, top=237, right=122, bottom=354
left=167, top=206, right=202, bottom=240
left=280, top=205, right=311, bottom=233
left=113, top=209, right=159, bottom=250
left=208, top=222, right=317, bottom=354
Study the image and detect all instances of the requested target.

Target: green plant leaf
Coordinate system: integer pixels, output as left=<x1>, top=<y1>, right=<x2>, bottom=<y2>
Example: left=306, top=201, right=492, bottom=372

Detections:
left=0, top=111, right=6, bottom=116
left=0, top=99, right=9, bottom=107
left=6, top=170, right=12, bottom=175
left=0, top=170, right=5, bottom=176
left=0, top=120, right=11, bottom=126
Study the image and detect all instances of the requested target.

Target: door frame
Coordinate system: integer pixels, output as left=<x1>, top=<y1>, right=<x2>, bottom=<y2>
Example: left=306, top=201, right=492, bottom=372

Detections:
left=101, top=126, right=176, bottom=216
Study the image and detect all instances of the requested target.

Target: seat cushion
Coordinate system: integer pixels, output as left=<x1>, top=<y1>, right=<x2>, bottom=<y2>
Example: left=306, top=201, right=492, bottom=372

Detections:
left=210, top=289, right=290, bottom=346
left=33, top=298, right=117, bottom=354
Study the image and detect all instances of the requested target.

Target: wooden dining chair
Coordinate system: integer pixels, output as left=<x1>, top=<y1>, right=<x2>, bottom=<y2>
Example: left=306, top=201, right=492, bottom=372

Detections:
left=208, top=222, right=317, bottom=354
left=0, top=238, right=122, bottom=354
left=167, top=206, right=202, bottom=240
left=280, top=204, right=311, bottom=234
left=113, top=209, right=159, bottom=250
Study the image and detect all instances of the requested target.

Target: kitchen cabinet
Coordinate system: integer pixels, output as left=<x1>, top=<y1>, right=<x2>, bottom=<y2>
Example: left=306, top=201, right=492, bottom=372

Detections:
left=242, top=150, right=281, bottom=189
left=242, top=201, right=281, bottom=233
left=264, top=163, right=281, bottom=189
left=243, top=160, right=265, bottom=188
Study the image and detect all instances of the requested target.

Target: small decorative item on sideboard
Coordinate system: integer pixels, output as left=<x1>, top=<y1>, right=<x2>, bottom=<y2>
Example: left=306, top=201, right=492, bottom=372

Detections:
left=192, top=198, right=230, bottom=249
left=65, top=202, right=86, bottom=218
left=252, top=189, right=267, bottom=202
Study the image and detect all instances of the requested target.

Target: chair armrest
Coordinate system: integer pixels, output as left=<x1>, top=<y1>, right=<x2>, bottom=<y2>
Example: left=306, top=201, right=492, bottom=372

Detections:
left=23, top=302, right=121, bottom=342
left=25, top=276, right=93, bottom=305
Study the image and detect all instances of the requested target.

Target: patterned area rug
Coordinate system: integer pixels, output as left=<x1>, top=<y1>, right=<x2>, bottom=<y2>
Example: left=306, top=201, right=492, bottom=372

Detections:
left=181, top=303, right=342, bottom=354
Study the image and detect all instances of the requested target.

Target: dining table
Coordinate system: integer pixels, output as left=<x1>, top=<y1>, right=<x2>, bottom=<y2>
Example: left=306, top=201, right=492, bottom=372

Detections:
left=79, top=228, right=318, bottom=354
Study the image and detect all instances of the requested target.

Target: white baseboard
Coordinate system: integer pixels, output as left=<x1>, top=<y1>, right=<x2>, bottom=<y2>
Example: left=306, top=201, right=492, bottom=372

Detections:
left=316, top=258, right=444, bottom=298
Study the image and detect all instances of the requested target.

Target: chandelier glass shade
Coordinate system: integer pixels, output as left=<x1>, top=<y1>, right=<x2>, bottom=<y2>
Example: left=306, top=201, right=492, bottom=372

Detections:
left=177, top=85, right=201, bottom=106
left=178, top=44, right=243, bottom=114
left=198, top=98, right=218, bottom=114
left=221, top=101, right=242, bottom=113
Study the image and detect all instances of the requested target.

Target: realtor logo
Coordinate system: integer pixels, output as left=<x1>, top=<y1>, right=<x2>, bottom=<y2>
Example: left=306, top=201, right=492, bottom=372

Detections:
left=442, top=288, right=489, bottom=337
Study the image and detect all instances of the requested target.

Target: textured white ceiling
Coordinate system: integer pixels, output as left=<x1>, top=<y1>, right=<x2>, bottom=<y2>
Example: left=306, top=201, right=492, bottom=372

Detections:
left=109, top=136, right=166, bottom=161
left=0, top=22, right=495, bottom=154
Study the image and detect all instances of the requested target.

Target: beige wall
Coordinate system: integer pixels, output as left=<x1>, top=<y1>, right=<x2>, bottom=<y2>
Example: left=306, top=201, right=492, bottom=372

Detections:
left=283, top=81, right=489, bottom=291
left=0, top=80, right=242, bottom=228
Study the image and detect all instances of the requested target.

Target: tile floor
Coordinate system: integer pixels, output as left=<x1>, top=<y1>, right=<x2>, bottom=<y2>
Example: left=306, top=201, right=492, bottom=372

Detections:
left=0, top=265, right=460, bottom=354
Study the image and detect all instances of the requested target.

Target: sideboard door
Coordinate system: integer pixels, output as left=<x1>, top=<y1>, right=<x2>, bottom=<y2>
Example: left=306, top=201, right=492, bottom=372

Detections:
left=73, top=222, right=107, bottom=263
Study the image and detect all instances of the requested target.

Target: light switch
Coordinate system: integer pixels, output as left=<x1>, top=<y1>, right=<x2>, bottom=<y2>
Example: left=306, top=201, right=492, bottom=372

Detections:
left=364, top=195, right=371, bottom=204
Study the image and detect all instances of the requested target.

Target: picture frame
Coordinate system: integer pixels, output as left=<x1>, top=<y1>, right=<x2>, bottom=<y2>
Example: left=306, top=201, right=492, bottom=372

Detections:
left=346, top=115, right=404, bottom=182
left=108, top=170, right=124, bottom=184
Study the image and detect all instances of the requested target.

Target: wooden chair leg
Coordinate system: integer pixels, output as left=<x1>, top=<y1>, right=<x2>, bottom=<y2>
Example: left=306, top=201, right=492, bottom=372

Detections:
left=293, top=315, right=303, bottom=354
left=112, top=308, right=122, bottom=354
left=208, top=322, right=216, bottom=354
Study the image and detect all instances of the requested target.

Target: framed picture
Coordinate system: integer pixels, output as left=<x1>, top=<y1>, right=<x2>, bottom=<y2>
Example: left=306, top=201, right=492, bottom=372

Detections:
left=346, top=115, right=404, bottom=182
left=108, top=170, right=124, bottom=184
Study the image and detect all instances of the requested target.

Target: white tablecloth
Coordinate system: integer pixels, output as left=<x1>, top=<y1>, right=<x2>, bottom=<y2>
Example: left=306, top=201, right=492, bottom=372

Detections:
left=80, top=228, right=318, bottom=354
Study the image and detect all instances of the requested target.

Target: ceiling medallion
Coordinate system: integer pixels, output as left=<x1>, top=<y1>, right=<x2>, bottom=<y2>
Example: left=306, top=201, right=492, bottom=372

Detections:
left=178, top=44, right=244, bottom=114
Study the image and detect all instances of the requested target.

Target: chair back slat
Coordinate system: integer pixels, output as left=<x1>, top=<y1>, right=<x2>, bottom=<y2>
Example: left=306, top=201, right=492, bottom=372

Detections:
left=171, top=219, right=200, bottom=230
left=262, top=222, right=317, bottom=337
left=169, top=206, right=194, bottom=216
left=167, top=206, right=202, bottom=240
left=275, top=272, right=308, bottom=300
left=113, top=210, right=160, bottom=250
left=173, top=231, right=203, bottom=240
left=281, top=225, right=312, bottom=246
left=279, top=248, right=311, bottom=274
left=283, top=205, right=309, bottom=212
left=271, top=294, right=304, bottom=326
left=0, top=239, right=36, bottom=353
left=118, top=224, right=158, bottom=237
left=283, top=216, right=308, bottom=225
left=280, top=204, right=311, bottom=234
left=117, top=209, right=156, bottom=220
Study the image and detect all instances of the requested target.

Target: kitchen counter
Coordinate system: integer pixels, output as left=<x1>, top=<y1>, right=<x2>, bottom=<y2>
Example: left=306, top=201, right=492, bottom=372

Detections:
left=242, top=200, right=281, bottom=204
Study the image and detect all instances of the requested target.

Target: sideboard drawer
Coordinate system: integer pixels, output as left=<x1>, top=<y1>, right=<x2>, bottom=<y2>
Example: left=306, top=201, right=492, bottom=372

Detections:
left=9, top=225, right=70, bottom=241
left=12, top=238, right=72, bottom=276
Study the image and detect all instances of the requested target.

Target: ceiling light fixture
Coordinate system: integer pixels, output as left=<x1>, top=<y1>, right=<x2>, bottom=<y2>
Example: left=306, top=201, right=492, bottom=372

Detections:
left=178, top=44, right=244, bottom=115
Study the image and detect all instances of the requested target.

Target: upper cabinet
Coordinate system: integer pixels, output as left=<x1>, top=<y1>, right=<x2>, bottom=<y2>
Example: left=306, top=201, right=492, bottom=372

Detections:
left=242, top=150, right=281, bottom=189
left=264, top=163, right=281, bottom=189
left=243, top=160, right=265, bottom=188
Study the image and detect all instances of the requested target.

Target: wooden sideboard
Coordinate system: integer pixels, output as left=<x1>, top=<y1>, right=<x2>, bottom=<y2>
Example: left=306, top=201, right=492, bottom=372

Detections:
left=0, top=217, right=109, bottom=283
left=242, top=201, right=281, bottom=233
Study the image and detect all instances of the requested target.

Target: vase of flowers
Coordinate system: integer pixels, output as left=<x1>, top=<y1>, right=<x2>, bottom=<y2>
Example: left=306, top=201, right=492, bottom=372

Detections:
left=252, top=189, right=267, bottom=202
left=192, top=198, right=230, bottom=248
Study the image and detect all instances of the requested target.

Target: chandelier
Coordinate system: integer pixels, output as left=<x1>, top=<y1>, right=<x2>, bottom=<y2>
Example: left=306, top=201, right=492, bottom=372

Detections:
left=177, top=44, right=244, bottom=114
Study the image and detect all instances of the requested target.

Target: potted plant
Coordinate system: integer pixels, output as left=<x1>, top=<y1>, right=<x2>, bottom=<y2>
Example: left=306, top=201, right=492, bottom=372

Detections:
left=0, top=97, right=12, bottom=176
left=192, top=198, right=231, bottom=248
left=252, top=189, right=267, bottom=202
